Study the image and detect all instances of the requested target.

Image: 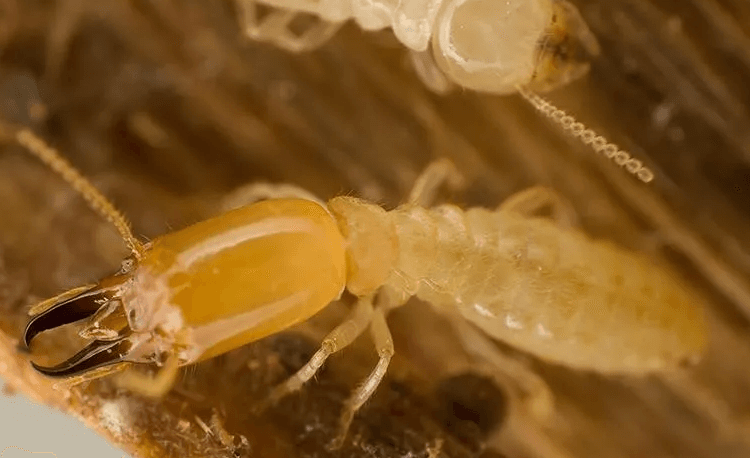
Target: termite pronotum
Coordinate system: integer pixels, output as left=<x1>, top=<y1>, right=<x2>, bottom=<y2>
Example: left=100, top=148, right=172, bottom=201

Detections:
left=237, top=0, right=656, bottom=183
left=15, top=127, right=704, bottom=448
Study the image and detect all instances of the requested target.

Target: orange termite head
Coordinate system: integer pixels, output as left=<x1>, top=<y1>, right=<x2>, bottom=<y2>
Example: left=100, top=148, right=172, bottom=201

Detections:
left=22, top=197, right=349, bottom=381
left=13, top=125, right=349, bottom=384
left=527, top=0, right=601, bottom=93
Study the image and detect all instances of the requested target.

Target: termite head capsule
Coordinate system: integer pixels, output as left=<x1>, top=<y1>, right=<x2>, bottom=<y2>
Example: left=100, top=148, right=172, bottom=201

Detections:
left=22, top=199, right=349, bottom=379
left=431, top=0, right=600, bottom=94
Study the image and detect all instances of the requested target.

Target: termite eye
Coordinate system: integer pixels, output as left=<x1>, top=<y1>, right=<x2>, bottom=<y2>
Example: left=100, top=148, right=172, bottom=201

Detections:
left=432, top=0, right=551, bottom=94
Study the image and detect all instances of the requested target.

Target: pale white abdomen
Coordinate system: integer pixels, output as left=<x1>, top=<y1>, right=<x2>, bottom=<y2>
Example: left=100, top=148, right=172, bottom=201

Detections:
left=384, top=205, right=706, bottom=374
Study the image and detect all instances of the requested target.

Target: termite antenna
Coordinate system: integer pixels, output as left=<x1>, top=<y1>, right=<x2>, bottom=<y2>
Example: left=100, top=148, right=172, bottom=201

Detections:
left=516, top=86, right=655, bottom=183
left=11, top=126, right=145, bottom=259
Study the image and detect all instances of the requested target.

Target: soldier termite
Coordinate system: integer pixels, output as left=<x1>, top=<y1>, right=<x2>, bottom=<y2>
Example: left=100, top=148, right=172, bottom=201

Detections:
left=15, top=127, right=704, bottom=448
left=237, top=0, right=655, bottom=183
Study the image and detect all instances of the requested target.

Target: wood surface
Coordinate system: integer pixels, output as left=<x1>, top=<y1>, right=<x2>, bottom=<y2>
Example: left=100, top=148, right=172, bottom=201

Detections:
left=0, top=0, right=748, bottom=457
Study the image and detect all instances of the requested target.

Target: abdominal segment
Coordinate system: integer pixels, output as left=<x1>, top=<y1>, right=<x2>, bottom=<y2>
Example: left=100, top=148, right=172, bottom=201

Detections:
left=386, top=205, right=706, bottom=373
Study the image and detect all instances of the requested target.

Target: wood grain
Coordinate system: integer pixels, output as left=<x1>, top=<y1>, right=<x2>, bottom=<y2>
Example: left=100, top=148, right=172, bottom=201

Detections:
left=0, top=0, right=748, bottom=457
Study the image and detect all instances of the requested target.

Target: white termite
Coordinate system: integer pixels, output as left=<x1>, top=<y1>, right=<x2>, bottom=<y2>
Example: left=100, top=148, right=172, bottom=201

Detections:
left=236, top=0, right=655, bottom=182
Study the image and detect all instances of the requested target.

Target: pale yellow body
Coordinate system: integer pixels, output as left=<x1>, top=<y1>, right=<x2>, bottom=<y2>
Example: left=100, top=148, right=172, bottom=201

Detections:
left=31, top=193, right=704, bottom=374
left=16, top=126, right=704, bottom=447
left=237, top=0, right=654, bottom=183
left=238, top=0, right=599, bottom=94
left=331, top=198, right=705, bottom=373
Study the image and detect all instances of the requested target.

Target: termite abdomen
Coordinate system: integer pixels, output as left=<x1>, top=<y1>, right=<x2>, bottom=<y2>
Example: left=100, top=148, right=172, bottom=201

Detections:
left=375, top=203, right=705, bottom=373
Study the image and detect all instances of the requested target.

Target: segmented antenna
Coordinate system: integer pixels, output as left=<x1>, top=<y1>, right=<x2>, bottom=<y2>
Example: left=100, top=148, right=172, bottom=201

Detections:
left=516, top=86, right=654, bottom=183
left=13, top=128, right=145, bottom=259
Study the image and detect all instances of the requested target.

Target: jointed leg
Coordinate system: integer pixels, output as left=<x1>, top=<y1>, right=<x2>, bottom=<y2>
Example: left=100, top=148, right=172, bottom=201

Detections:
left=407, top=158, right=464, bottom=207
left=409, top=50, right=453, bottom=95
left=329, top=307, right=394, bottom=449
left=115, top=352, right=181, bottom=398
left=238, top=0, right=342, bottom=52
left=498, top=186, right=577, bottom=228
left=272, top=19, right=341, bottom=53
left=256, top=295, right=376, bottom=411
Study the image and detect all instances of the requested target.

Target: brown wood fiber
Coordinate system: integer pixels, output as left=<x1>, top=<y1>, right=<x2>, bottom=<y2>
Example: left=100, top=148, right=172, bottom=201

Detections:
left=0, top=1, right=749, bottom=457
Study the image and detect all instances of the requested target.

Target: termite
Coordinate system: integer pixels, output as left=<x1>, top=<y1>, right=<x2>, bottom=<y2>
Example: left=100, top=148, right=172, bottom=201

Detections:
left=237, top=0, right=655, bottom=183
left=15, top=127, right=704, bottom=448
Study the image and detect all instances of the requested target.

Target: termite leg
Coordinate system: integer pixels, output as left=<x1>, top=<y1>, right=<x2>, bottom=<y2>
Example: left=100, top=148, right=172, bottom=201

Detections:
left=255, top=294, right=375, bottom=412
left=407, top=158, right=464, bottom=207
left=222, top=182, right=325, bottom=211
left=237, top=0, right=342, bottom=52
left=451, top=317, right=554, bottom=422
left=498, top=186, right=577, bottom=228
left=408, top=50, right=453, bottom=95
left=329, top=306, right=394, bottom=449
left=114, top=352, right=181, bottom=398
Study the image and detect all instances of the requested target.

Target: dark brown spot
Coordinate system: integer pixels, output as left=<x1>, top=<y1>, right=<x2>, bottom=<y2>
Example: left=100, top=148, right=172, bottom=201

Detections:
left=434, top=373, right=508, bottom=451
left=267, top=332, right=319, bottom=375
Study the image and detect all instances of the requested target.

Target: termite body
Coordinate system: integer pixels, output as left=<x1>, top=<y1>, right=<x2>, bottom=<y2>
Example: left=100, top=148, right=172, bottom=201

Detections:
left=379, top=202, right=705, bottom=373
left=239, top=0, right=598, bottom=95
left=238, top=0, right=655, bottom=183
left=16, top=128, right=704, bottom=446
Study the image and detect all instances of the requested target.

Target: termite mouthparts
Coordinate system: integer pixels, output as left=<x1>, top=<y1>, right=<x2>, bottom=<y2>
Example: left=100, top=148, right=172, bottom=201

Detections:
left=24, top=278, right=134, bottom=376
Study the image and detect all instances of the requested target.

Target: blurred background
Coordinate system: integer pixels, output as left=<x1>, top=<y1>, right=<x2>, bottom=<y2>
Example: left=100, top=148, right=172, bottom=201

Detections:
left=0, top=381, right=126, bottom=457
left=0, top=0, right=749, bottom=457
